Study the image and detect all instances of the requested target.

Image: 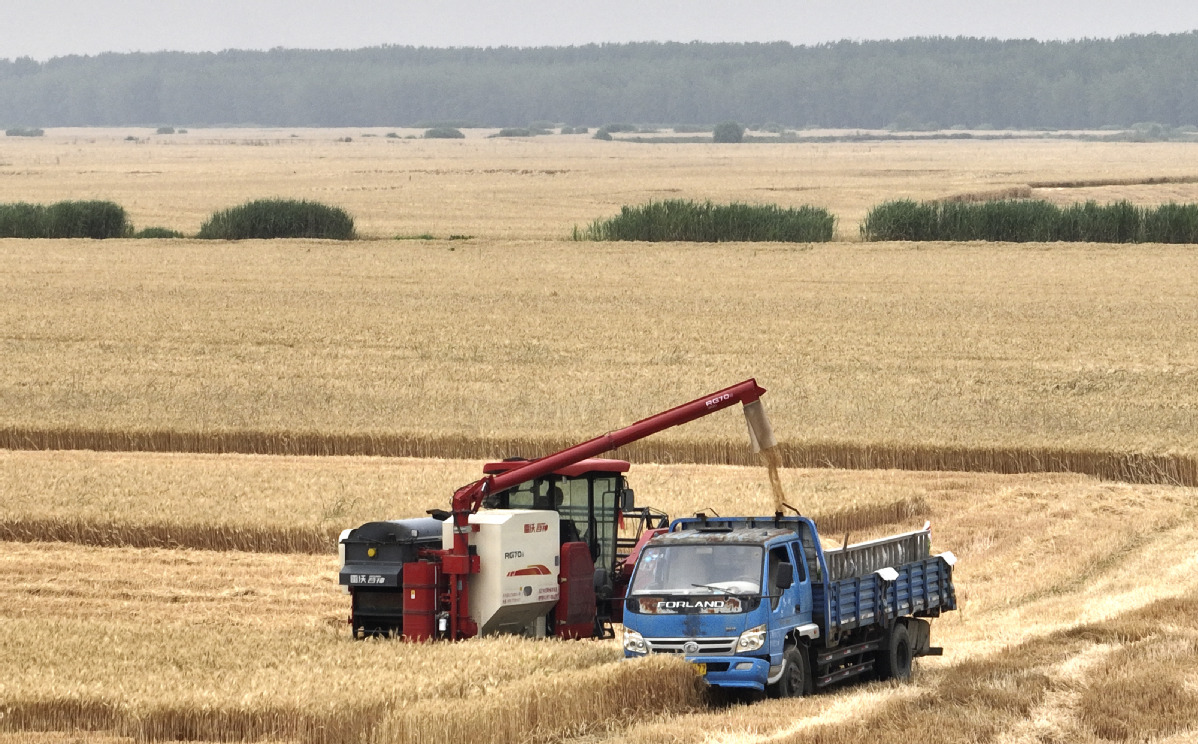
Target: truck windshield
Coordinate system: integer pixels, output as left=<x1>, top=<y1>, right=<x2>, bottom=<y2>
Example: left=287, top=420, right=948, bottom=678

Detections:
left=629, top=544, right=763, bottom=596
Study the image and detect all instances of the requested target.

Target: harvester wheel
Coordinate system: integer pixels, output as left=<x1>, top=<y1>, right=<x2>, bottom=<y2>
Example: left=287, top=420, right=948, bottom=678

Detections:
left=878, top=622, right=912, bottom=682
left=768, top=644, right=811, bottom=698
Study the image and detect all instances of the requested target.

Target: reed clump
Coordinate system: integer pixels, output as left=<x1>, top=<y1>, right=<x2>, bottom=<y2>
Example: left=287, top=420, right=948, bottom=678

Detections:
left=861, top=198, right=1198, bottom=243
left=574, top=199, right=836, bottom=242
left=197, top=199, right=355, bottom=240
left=0, top=201, right=129, bottom=239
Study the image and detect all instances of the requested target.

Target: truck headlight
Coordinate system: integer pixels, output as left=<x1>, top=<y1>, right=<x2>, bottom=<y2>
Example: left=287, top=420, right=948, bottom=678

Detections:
left=735, top=624, right=767, bottom=653
left=623, top=628, right=648, bottom=655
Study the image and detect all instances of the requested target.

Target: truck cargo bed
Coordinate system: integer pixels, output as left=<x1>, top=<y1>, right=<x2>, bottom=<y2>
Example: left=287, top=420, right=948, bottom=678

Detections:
left=815, top=553, right=956, bottom=635
left=823, top=523, right=932, bottom=582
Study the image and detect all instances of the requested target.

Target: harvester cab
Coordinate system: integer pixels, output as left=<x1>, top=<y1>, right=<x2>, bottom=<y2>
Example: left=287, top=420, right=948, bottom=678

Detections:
left=479, top=457, right=669, bottom=631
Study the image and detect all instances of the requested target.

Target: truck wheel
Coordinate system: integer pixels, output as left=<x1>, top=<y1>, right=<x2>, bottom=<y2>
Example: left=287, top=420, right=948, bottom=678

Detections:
left=768, top=644, right=811, bottom=698
left=879, top=623, right=913, bottom=682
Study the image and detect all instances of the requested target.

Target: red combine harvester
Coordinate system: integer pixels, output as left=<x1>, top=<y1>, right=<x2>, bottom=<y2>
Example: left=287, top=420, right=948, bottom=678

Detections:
left=338, top=379, right=776, bottom=640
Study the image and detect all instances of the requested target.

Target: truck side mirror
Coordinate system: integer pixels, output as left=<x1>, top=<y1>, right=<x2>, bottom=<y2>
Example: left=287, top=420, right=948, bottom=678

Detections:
left=620, top=488, right=635, bottom=511
left=775, top=562, right=794, bottom=590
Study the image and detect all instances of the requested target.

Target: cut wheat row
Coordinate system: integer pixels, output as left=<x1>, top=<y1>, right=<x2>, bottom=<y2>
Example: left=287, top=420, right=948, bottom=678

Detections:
left=0, top=497, right=930, bottom=555
left=3, top=426, right=1195, bottom=486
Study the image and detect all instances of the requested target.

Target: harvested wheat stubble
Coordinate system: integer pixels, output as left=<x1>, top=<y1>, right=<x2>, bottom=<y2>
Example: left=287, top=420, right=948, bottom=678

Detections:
left=0, top=541, right=702, bottom=744
left=0, top=450, right=934, bottom=553
left=588, top=495, right=1198, bottom=743
left=4, top=463, right=1198, bottom=744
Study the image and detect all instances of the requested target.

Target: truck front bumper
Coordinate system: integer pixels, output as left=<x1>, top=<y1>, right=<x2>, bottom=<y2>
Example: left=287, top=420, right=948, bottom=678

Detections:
left=688, top=655, right=772, bottom=691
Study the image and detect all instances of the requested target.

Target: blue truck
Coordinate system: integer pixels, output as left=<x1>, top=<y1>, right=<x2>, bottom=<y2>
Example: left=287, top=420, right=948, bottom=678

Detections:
left=621, top=515, right=957, bottom=696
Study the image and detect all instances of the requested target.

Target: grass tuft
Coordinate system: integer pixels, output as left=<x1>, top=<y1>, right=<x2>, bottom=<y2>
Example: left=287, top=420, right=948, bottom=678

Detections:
left=132, top=227, right=185, bottom=239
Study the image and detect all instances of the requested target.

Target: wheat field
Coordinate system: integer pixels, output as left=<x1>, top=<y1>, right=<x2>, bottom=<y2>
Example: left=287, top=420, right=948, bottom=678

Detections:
left=4, top=128, right=1198, bottom=239
left=3, top=129, right=1198, bottom=742
left=3, top=130, right=1197, bottom=470
left=1, top=239, right=1197, bottom=469
left=0, top=449, right=933, bottom=553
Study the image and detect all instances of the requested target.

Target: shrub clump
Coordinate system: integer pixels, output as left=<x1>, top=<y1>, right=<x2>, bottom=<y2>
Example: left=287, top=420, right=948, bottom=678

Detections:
left=712, top=121, right=745, bottom=143
left=861, top=199, right=1198, bottom=243
left=0, top=200, right=129, bottom=238
left=424, top=127, right=465, bottom=139
left=493, top=128, right=534, bottom=137
left=197, top=199, right=355, bottom=240
left=574, top=199, right=836, bottom=242
left=5, top=127, right=44, bottom=137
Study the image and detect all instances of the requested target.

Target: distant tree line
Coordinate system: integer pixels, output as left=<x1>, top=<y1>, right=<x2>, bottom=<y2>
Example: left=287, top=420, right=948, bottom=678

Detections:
left=1, top=35, right=1197, bottom=129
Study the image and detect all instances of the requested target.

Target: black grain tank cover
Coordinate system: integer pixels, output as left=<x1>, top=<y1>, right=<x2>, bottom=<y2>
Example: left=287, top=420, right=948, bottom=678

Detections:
left=340, top=518, right=444, bottom=588
left=347, top=518, right=444, bottom=545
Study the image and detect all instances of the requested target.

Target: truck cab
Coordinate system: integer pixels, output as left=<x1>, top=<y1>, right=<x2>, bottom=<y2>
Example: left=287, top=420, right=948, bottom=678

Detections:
left=621, top=518, right=823, bottom=692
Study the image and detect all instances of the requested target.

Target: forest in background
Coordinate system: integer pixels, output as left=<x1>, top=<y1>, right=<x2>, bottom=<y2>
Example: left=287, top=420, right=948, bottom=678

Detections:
left=0, top=34, right=1196, bottom=130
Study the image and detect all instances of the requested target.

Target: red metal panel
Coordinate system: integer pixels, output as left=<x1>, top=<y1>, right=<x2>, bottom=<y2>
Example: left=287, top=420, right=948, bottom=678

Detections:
left=401, top=561, right=439, bottom=641
left=440, top=553, right=480, bottom=575
left=483, top=458, right=631, bottom=476
left=555, top=542, right=597, bottom=639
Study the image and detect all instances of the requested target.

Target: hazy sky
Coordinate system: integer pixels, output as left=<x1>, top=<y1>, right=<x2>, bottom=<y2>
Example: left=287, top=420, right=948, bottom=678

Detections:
left=5, top=1, right=1198, bottom=60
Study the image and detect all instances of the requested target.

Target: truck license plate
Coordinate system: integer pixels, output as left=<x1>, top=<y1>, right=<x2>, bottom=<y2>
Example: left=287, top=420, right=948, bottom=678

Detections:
left=692, top=662, right=706, bottom=675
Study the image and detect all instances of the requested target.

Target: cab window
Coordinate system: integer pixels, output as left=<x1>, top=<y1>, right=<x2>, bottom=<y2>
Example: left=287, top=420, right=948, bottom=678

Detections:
left=590, top=475, right=618, bottom=569
left=767, top=546, right=791, bottom=609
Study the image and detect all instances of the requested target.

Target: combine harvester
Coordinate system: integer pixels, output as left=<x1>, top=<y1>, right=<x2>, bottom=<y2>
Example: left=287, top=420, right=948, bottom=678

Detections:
left=339, top=379, right=776, bottom=640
